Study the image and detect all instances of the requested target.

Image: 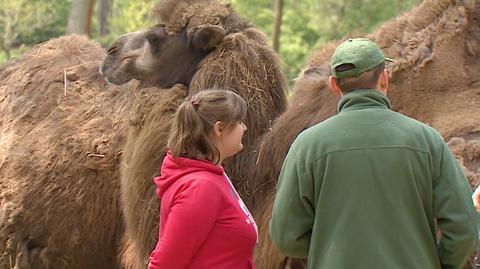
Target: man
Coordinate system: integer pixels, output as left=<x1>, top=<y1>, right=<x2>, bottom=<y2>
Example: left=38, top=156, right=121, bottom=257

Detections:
left=472, top=186, right=480, bottom=269
left=270, top=38, right=478, bottom=269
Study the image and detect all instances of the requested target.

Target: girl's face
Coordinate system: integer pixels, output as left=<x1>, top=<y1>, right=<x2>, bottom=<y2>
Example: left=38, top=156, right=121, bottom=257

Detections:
left=214, top=121, right=247, bottom=162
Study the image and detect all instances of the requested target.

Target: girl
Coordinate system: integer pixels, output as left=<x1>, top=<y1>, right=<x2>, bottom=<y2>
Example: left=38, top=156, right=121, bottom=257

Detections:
left=148, top=89, right=257, bottom=269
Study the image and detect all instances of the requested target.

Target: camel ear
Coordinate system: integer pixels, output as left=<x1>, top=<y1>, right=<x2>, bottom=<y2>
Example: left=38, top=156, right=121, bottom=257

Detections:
left=192, top=25, right=226, bottom=52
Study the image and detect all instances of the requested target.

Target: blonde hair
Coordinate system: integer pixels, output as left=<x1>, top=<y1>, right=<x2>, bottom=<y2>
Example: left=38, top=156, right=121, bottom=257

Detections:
left=168, top=89, right=247, bottom=164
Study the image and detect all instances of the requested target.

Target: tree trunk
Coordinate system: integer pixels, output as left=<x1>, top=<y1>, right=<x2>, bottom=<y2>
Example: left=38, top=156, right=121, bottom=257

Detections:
left=0, top=42, right=11, bottom=60
left=99, top=0, right=111, bottom=36
left=86, top=0, right=96, bottom=36
left=1, top=10, right=14, bottom=60
left=272, top=0, right=284, bottom=52
left=67, top=0, right=96, bottom=36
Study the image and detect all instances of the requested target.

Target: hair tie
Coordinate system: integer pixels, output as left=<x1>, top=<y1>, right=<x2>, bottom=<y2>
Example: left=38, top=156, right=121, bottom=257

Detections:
left=190, top=100, right=200, bottom=110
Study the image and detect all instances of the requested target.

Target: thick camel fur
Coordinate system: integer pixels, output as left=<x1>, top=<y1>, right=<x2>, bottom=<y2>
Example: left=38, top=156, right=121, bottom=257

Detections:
left=0, top=35, right=133, bottom=268
left=252, top=0, right=480, bottom=268
left=115, top=1, right=287, bottom=267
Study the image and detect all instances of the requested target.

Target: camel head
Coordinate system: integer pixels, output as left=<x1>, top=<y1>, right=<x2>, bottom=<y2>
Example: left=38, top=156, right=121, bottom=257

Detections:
left=100, top=24, right=226, bottom=88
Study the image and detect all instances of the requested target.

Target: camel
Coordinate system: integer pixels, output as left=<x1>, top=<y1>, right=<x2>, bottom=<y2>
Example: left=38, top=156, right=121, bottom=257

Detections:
left=0, top=0, right=287, bottom=268
left=251, top=0, right=480, bottom=268
left=0, top=35, right=130, bottom=268
left=101, top=0, right=288, bottom=267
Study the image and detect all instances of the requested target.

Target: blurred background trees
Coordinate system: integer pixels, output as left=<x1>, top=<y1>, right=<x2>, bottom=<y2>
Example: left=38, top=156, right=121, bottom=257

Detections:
left=0, top=0, right=420, bottom=82
left=66, top=0, right=96, bottom=35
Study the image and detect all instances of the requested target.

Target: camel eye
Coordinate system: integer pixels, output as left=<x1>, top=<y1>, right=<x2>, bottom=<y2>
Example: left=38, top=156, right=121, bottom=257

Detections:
left=106, top=46, right=118, bottom=55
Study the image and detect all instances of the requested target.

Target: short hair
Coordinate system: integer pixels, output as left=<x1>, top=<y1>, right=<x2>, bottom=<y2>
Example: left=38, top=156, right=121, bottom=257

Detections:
left=335, top=62, right=385, bottom=94
left=167, top=89, right=247, bottom=164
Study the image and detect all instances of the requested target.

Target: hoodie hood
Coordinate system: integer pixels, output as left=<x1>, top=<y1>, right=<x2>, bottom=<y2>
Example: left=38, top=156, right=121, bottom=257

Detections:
left=154, top=151, right=225, bottom=198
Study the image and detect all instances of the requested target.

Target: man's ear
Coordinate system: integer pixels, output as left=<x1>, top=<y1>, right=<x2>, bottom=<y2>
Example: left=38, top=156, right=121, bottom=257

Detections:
left=192, top=25, right=226, bottom=52
left=378, top=69, right=389, bottom=95
left=328, top=76, right=343, bottom=96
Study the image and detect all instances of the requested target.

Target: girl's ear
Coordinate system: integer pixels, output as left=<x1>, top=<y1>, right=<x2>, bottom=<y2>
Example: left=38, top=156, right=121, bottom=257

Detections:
left=213, top=121, right=224, bottom=137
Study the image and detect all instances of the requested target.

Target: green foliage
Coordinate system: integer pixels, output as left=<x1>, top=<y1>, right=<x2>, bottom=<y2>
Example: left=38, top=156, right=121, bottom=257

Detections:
left=0, top=0, right=421, bottom=79
left=231, top=0, right=420, bottom=82
left=110, top=0, right=156, bottom=33
left=0, top=46, right=24, bottom=63
left=90, top=0, right=157, bottom=46
left=278, top=0, right=322, bottom=81
left=316, top=0, right=421, bottom=41
left=230, top=0, right=274, bottom=36
left=0, top=0, right=69, bottom=46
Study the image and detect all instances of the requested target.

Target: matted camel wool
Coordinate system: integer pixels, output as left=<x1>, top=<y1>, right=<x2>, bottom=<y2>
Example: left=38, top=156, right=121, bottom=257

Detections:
left=0, top=0, right=288, bottom=268
left=118, top=1, right=288, bottom=269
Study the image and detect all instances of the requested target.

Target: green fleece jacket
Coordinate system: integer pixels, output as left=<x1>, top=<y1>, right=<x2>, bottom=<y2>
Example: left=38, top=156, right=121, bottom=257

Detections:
left=270, top=89, right=478, bottom=269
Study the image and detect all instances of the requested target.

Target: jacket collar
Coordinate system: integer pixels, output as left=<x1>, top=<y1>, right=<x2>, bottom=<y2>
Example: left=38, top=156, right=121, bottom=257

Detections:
left=337, top=89, right=391, bottom=113
left=154, top=151, right=224, bottom=198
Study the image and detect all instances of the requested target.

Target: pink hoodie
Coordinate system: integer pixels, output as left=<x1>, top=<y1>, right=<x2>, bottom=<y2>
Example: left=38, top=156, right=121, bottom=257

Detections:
left=148, top=152, right=257, bottom=269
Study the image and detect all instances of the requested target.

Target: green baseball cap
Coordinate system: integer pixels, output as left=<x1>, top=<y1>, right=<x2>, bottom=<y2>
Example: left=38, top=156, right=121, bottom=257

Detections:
left=331, top=38, right=393, bottom=79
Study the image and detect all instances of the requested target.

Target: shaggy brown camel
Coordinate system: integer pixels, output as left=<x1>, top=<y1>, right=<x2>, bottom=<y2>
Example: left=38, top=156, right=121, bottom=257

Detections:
left=101, top=0, right=288, bottom=267
left=0, top=1, right=287, bottom=269
left=252, top=0, right=480, bottom=268
left=0, top=35, right=133, bottom=269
